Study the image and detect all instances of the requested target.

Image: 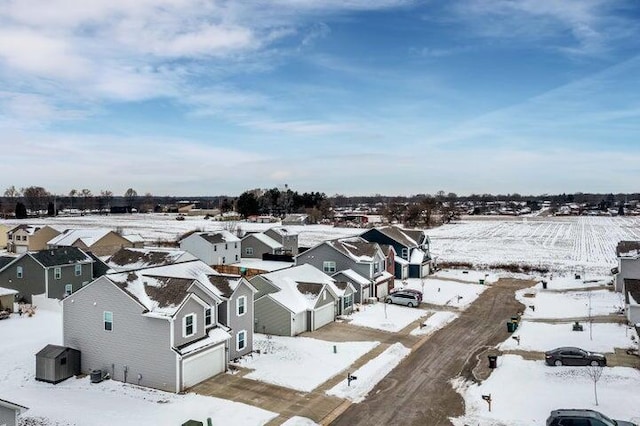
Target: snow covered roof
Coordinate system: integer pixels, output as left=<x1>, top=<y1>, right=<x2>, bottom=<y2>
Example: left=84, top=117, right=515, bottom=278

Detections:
left=246, top=233, right=283, bottom=249
left=374, top=271, right=393, bottom=283
left=30, top=247, right=93, bottom=267
left=8, top=224, right=49, bottom=235
left=0, top=286, right=18, bottom=297
left=395, top=256, right=409, bottom=265
left=177, top=327, right=231, bottom=356
left=616, top=241, right=640, bottom=258
left=122, top=234, right=145, bottom=244
left=199, top=230, right=241, bottom=244
left=333, top=269, right=370, bottom=286
left=371, top=226, right=427, bottom=248
left=325, top=237, right=380, bottom=263
left=123, top=260, right=219, bottom=280
left=232, top=258, right=293, bottom=272
left=207, top=275, right=244, bottom=298
left=107, top=247, right=197, bottom=272
left=410, top=248, right=427, bottom=264
left=47, top=228, right=115, bottom=247
left=267, top=226, right=297, bottom=237
left=263, top=264, right=335, bottom=286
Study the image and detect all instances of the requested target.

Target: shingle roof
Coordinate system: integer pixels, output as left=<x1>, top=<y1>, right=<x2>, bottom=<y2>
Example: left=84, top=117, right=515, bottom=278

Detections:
left=207, top=275, right=237, bottom=298
left=30, top=247, right=92, bottom=267
left=47, top=228, right=114, bottom=247
left=35, top=344, right=77, bottom=359
left=0, top=256, right=16, bottom=270
left=107, top=247, right=194, bottom=271
left=326, top=237, right=379, bottom=262
left=373, top=226, right=427, bottom=248
left=616, top=241, right=640, bottom=258
left=199, top=230, right=240, bottom=244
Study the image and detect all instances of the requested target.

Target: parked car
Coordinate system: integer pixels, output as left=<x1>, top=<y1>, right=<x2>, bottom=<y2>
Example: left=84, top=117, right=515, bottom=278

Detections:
left=390, top=287, right=423, bottom=302
left=547, top=409, right=637, bottom=426
left=385, top=291, right=420, bottom=307
left=544, top=347, right=607, bottom=367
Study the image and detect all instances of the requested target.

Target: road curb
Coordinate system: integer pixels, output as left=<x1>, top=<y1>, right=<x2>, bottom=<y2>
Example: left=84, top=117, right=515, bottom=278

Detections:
left=319, top=400, right=352, bottom=425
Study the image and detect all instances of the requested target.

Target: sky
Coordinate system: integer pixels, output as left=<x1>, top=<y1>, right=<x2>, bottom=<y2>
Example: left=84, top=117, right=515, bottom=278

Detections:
left=1, top=0, right=639, bottom=197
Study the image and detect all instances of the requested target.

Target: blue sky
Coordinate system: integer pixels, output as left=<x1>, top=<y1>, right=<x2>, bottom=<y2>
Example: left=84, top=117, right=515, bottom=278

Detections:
left=1, top=0, right=639, bottom=196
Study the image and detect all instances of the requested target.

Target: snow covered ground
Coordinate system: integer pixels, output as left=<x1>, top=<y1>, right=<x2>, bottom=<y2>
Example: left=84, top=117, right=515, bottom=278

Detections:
left=429, top=216, right=640, bottom=275
left=238, top=334, right=379, bottom=392
left=433, top=269, right=499, bottom=284
left=410, top=311, right=459, bottom=336
left=532, top=273, right=613, bottom=290
left=451, top=355, right=640, bottom=426
left=326, top=343, right=410, bottom=402
left=499, top=321, right=638, bottom=353
left=400, top=278, right=487, bottom=309
left=345, top=302, right=428, bottom=332
left=517, top=288, right=625, bottom=319
left=0, top=309, right=277, bottom=426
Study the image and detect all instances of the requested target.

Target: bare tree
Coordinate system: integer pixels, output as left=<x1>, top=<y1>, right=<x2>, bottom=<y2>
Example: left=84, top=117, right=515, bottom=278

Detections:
left=69, top=189, right=78, bottom=209
left=22, top=186, right=50, bottom=214
left=585, top=365, right=604, bottom=405
left=80, top=189, right=92, bottom=212
left=4, top=185, right=21, bottom=198
left=124, top=188, right=138, bottom=209
left=98, top=190, right=113, bottom=213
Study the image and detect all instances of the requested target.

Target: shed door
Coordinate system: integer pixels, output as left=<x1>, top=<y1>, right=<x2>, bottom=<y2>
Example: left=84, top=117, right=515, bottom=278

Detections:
left=313, top=303, right=334, bottom=330
left=292, top=311, right=307, bottom=336
left=182, top=345, right=225, bottom=389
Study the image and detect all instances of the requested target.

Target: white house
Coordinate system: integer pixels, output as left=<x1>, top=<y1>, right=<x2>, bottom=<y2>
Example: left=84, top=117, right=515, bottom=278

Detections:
left=179, top=230, right=241, bottom=266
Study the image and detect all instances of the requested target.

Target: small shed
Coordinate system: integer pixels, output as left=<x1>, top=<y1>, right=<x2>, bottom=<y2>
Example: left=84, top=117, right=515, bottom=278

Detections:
left=0, top=398, right=28, bottom=426
left=0, top=287, right=18, bottom=312
left=35, top=344, right=81, bottom=384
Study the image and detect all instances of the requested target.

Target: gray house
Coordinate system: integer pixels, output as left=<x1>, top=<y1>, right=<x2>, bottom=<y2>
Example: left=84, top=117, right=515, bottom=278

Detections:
left=332, top=269, right=371, bottom=304
left=614, top=241, right=640, bottom=293
left=63, top=269, right=231, bottom=392
left=179, top=230, right=241, bottom=266
left=624, top=279, right=640, bottom=325
left=295, top=237, right=394, bottom=300
left=240, top=233, right=283, bottom=259
left=0, top=247, right=93, bottom=302
left=360, top=226, right=432, bottom=278
left=264, top=227, right=299, bottom=256
left=0, top=398, right=28, bottom=426
left=249, top=264, right=341, bottom=336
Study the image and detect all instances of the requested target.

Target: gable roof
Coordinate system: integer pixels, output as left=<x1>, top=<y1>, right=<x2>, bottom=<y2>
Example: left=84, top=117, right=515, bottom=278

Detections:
left=8, top=224, right=48, bottom=235
left=333, top=269, right=370, bottom=286
left=244, top=233, right=283, bottom=250
left=0, top=397, right=28, bottom=413
left=47, top=228, right=118, bottom=247
left=198, top=230, right=240, bottom=244
left=107, top=247, right=196, bottom=272
left=0, top=255, right=16, bottom=270
left=617, top=241, right=640, bottom=258
left=365, top=226, right=427, bottom=248
left=325, top=237, right=381, bottom=263
left=266, top=226, right=297, bottom=237
left=30, top=247, right=93, bottom=268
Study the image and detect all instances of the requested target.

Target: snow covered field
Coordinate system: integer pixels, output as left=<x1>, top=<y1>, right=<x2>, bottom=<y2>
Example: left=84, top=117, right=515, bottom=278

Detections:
left=499, top=321, right=638, bottom=353
left=451, top=355, right=640, bottom=426
left=429, top=216, right=640, bottom=275
left=345, top=302, right=428, bottom=332
left=0, top=310, right=277, bottom=426
left=401, top=278, right=488, bottom=309
left=238, top=334, right=379, bottom=392
left=518, top=289, right=624, bottom=319
left=433, top=269, right=499, bottom=284
left=410, top=311, right=459, bottom=336
left=532, top=273, right=613, bottom=290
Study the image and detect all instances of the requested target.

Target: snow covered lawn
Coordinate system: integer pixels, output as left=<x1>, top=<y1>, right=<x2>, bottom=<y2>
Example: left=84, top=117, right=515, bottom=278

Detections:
left=533, top=274, right=613, bottom=291
left=433, top=269, right=499, bottom=284
left=451, top=355, right=640, bottom=426
left=400, top=278, right=487, bottom=309
left=239, top=334, right=379, bottom=392
left=0, top=310, right=277, bottom=426
left=410, top=311, right=459, bottom=336
left=326, top=343, right=410, bottom=402
left=346, top=302, right=428, bottom=332
left=498, top=321, right=638, bottom=354
left=518, top=289, right=624, bottom=319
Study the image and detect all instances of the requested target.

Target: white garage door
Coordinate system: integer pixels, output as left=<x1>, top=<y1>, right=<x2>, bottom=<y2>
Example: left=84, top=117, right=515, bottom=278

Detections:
left=182, top=345, right=225, bottom=389
left=313, top=303, right=334, bottom=330
left=16, top=245, right=27, bottom=254
left=292, top=311, right=307, bottom=336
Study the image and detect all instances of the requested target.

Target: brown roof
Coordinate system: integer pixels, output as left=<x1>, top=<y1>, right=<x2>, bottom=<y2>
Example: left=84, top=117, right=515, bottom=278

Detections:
left=112, top=273, right=195, bottom=310
left=377, top=226, right=426, bottom=248
left=624, top=279, right=640, bottom=305
left=207, top=276, right=234, bottom=298
left=616, top=241, right=640, bottom=257
left=108, top=248, right=175, bottom=267
left=296, top=282, right=323, bottom=296
left=335, top=282, right=349, bottom=290
left=328, top=237, right=379, bottom=261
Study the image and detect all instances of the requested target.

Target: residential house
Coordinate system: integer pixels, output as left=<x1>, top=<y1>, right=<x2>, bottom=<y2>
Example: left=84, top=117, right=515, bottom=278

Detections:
left=624, top=279, right=640, bottom=325
left=295, top=237, right=394, bottom=300
left=0, top=398, right=28, bottom=426
left=282, top=214, right=309, bottom=226
left=179, top=230, right=241, bottom=266
left=0, top=224, right=9, bottom=249
left=106, top=247, right=197, bottom=273
left=63, top=267, right=232, bottom=392
left=360, top=226, right=432, bottom=278
left=0, top=247, right=93, bottom=302
left=264, top=227, right=299, bottom=256
left=333, top=281, right=356, bottom=316
left=332, top=269, right=371, bottom=304
left=249, top=264, right=342, bottom=336
left=241, top=232, right=283, bottom=259
left=47, top=228, right=137, bottom=257
left=614, top=241, right=640, bottom=293
left=7, top=225, right=60, bottom=254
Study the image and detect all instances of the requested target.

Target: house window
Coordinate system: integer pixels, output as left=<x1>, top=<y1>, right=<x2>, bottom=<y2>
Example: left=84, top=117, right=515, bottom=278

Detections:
left=183, top=314, right=196, bottom=337
left=222, top=256, right=226, bottom=264
left=374, top=262, right=379, bottom=273
left=64, top=284, right=73, bottom=296
left=401, top=248, right=409, bottom=259
left=237, top=296, right=246, bottom=316
left=74, top=264, right=82, bottom=276
left=225, top=243, right=228, bottom=250
left=54, top=267, right=61, bottom=280
left=205, top=308, right=212, bottom=326
left=234, top=243, right=237, bottom=249
left=344, top=294, right=353, bottom=309
left=237, top=330, right=246, bottom=351
left=245, top=247, right=254, bottom=255
left=323, top=261, right=336, bottom=273
left=16, top=266, right=23, bottom=279
left=60, top=357, right=67, bottom=365
left=104, top=311, right=113, bottom=331
left=235, top=255, right=238, bottom=261
left=214, top=245, right=217, bottom=251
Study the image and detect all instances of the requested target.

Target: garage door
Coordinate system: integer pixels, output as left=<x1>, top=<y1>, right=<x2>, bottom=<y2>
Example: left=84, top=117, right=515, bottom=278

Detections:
left=313, top=303, right=334, bottom=330
left=16, top=245, right=27, bottom=254
left=292, top=311, right=307, bottom=336
left=182, top=345, right=225, bottom=389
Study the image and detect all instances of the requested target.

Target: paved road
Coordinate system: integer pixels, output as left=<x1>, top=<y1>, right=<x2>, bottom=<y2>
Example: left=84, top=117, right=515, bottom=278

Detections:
left=330, top=278, right=533, bottom=426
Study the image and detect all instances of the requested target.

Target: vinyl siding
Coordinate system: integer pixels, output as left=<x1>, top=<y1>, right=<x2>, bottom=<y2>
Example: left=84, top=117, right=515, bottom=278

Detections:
left=0, top=405, right=18, bottom=426
left=46, top=262, right=93, bottom=299
left=173, top=297, right=208, bottom=348
left=0, top=255, right=45, bottom=303
left=180, top=235, right=240, bottom=266
left=617, top=258, right=640, bottom=292
left=248, top=275, right=280, bottom=299
left=227, top=282, right=255, bottom=359
left=296, top=243, right=377, bottom=280
left=241, top=235, right=275, bottom=259
left=254, top=296, right=291, bottom=336
left=62, top=277, right=177, bottom=392
left=264, top=230, right=299, bottom=256
left=314, top=288, right=336, bottom=309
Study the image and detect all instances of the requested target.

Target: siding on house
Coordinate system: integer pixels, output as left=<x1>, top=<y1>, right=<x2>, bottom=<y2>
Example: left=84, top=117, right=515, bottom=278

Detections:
left=63, top=277, right=177, bottom=392
left=264, top=229, right=299, bottom=256
left=227, top=282, right=255, bottom=359
left=616, top=258, right=640, bottom=292
left=45, top=262, right=92, bottom=299
left=0, top=255, right=44, bottom=302
left=254, top=297, right=291, bottom=336
left=173, top=296, right=208, bottom=348
left=249, top=275, right=280, bottom=300
left=180, top=234, right=240, bottom=266
left=241, top=234, right=276, bottom=259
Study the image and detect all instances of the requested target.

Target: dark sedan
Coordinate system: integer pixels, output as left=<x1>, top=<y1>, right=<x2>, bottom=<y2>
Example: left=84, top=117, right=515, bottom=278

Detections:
left=545, top=347, right=607, bottom=367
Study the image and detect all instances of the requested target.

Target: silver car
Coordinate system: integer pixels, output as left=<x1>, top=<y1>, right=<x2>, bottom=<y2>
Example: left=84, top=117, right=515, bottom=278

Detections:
left=385, top=291, right=420, bottom=307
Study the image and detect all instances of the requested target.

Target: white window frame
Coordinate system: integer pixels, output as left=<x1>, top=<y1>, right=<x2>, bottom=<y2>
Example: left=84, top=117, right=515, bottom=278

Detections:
left=64, top=284, right=73, bottom=296
left=323, top=261, right=336, bottom=273
left=54, top=267, right=61, bottom=280
left=16, top=266, right=23, bottom=279
left=205, top=307, right=212, bottom=327
left=245, top=247, right=254, bottom=255
left=183, top=313, right=196, bottom=338
left=74, top=264, right=82, bottom=276
left=104, top=311, right=113, bottom=332
left=237, top=330, right=247, bottom=351
left=237, top=296, right=247, bottom=316
left=344, top=294, right=353, bottom=309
